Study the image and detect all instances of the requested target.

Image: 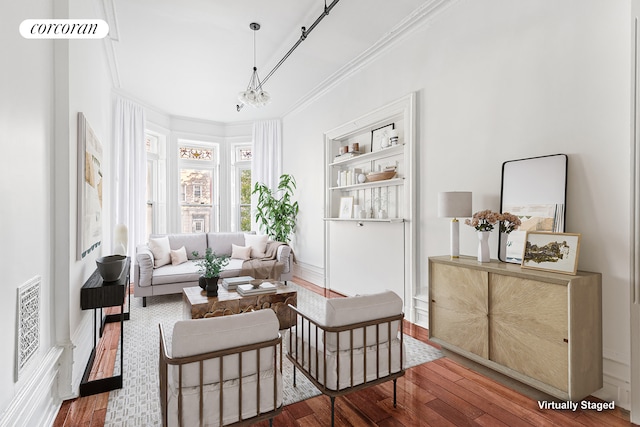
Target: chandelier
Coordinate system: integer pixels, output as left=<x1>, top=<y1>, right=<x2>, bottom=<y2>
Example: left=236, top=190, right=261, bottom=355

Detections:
left=237, top=23, right=271, bottom=109
left=236, top=1, right=342, bottom=112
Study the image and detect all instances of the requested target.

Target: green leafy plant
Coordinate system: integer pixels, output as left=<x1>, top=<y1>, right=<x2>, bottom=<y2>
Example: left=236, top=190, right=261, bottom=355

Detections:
left=192, top=248, right=229, bottom=278
left=253, top=174, right=299, bottom=243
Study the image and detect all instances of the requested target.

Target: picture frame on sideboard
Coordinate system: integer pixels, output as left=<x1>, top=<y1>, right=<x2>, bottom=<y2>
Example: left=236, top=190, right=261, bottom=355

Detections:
left=521, top=231, right=581, bottom=275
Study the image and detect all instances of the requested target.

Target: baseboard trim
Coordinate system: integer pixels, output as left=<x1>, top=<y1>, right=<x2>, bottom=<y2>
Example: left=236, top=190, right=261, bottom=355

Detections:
left=293, top=262, right=324, bottom=287
left=71, top=310, right=95, bottom=393
left=0, top=346, right=64, bottom=427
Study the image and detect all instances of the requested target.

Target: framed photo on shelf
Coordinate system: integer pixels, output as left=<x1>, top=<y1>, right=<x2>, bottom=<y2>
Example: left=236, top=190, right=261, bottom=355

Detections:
left=371, top=123, right=394, bottom=152
left=339, top=196, right=354, bottom=219
left=521, top=231, right=581, bottom=275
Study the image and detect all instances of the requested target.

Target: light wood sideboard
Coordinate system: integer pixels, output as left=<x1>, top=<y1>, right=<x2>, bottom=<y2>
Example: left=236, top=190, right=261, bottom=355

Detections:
left=428, top=255, right=602, bottom=401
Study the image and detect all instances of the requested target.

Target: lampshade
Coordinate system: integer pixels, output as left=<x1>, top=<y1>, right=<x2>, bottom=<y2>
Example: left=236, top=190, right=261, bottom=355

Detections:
left=438, top=192, right=472, bottom=218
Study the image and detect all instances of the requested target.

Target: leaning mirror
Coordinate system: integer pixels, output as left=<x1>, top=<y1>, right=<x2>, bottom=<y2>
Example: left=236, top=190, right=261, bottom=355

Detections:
left=499, top=154, right=568, bottom=263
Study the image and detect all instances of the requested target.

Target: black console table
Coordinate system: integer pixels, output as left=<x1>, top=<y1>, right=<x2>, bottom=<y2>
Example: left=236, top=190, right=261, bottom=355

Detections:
left=79, top=257, right=131, bottom=397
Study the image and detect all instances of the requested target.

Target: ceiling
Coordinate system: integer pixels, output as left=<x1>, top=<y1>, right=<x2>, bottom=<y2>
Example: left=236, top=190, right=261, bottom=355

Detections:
left=108, top=0, right=433, bottom=123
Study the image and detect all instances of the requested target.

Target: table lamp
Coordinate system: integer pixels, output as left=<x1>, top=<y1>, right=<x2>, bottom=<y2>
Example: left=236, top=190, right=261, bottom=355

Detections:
left=438, top=192, right=472, bottom=258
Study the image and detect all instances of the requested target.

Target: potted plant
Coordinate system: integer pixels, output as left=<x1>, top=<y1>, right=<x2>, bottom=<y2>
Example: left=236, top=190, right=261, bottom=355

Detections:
left=253, top=174, right=299, bottom=243
left=192, top=248, right=229, bottom=297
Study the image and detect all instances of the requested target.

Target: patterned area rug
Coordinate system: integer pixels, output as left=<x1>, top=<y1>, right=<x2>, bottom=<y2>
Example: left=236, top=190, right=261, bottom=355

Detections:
left=105, top=283, right=442, bottom=426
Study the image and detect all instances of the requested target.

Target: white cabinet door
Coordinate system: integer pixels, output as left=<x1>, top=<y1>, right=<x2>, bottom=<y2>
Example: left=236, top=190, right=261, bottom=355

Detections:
left=328, top=221, right=404, bottom=303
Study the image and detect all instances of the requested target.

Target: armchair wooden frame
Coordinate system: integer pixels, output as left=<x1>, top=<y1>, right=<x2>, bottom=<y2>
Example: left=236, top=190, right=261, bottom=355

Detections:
left=286, top=304, right=405, bottom=427
left=159, top=324, right=283, bottom=427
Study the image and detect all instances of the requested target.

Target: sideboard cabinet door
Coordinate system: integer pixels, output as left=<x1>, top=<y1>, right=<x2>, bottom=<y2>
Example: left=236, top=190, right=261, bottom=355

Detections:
left=429, top=262, right=489, bottom=358
left=489, top=273, right=569, bottom=392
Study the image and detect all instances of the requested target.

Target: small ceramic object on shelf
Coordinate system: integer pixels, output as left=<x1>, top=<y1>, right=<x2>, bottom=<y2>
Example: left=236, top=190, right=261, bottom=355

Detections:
left=378, top=210, right=388, bottom=219
left=380, top=137, right=390, bottom=149
left=389, top=129, right=399, bottom=146
left=357, top=173, right=366, bottom=184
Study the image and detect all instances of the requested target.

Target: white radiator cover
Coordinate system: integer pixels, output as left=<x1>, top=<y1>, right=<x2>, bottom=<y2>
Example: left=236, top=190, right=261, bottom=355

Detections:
left=16, top=276, right=40, bottom=381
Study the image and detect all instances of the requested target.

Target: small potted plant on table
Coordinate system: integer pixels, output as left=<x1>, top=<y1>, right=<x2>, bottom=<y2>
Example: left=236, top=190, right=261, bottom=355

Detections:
left=192, top=248, right=229, bottom=297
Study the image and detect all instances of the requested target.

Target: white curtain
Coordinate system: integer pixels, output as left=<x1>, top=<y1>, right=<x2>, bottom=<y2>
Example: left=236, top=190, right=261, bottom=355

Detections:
left=251, top=120, right=282, bottom=232
left=113, top=97, right=146, bottom=257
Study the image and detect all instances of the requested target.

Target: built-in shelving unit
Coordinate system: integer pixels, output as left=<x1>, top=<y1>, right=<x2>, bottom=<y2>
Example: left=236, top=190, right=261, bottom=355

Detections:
left=323, top=93, right=416, bottom=320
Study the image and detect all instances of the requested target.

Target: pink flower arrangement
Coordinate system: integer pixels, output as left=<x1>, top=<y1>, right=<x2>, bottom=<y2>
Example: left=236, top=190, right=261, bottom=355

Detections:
left=499, top=212, right=521, bottom=234
left=465, top=210, right=501, bottom=232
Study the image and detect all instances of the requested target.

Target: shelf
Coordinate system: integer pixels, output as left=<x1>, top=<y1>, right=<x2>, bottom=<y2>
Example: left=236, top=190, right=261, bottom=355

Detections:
left=324, top=218, right=405, bottom=223
left=330, top=177, right=404, bottom=191
left=329, top=144, right=404, bottom=167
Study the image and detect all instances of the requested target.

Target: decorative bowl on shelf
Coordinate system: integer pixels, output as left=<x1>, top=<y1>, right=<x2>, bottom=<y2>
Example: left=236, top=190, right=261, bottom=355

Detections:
left=366, top=170, right=396, bottom=182
left=96, top=255, right=126, bottom=282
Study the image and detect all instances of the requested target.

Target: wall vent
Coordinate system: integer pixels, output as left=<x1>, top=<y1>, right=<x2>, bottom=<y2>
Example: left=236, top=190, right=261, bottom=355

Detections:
left=16, top=276, right=40, bottom=381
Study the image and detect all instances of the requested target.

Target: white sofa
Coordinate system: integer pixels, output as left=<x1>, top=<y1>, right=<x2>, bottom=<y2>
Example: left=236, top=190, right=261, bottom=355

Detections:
left=134, top=232, right=293, bottom=306
left=159, top=309, right=283, bottom=426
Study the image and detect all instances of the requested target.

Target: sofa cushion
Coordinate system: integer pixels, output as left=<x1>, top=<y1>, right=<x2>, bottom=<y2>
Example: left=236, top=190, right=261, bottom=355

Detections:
left=207, top=232, right=247, bottom=257
left=152, top=261, right=201, bottom=285
left=170, top=246, right=188, bottom=266
left=231, top=244, right=251, bottom=260
left=161, top=233, right=207, bottom=260
left=244, top=233, right=268, bottom=258
left=323, top=290, right=403, bottom=352
left=149, top=236, right=171, bottom=268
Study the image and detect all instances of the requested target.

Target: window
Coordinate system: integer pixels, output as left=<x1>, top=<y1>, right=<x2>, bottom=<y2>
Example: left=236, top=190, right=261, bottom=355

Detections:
left=231, top=144, right=252, bottom=232
left=179, top=141, right=219, bottom=233
left=144, top=131, right=161, bottom=238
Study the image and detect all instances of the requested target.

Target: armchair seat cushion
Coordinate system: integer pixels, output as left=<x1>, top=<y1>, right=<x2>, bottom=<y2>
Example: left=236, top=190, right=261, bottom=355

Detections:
left=287, top=324, right=402, bottom=391
left=167, top=370, right=282, bottom=427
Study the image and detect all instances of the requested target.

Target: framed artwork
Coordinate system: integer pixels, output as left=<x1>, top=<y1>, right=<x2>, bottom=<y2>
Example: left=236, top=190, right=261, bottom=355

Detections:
left=521, top=231, right=581, bottom=275
left=371, top=123, right=394, bottom=152
left=339, top=196, right=354, bottom=219
left=77, top=112, right=103, bottom=259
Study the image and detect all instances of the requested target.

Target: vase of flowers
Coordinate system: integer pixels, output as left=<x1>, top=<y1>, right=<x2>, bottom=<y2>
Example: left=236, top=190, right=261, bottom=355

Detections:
left=498, top=212, right=522, bottom=260
left=465, top=210, right=500, bottom=263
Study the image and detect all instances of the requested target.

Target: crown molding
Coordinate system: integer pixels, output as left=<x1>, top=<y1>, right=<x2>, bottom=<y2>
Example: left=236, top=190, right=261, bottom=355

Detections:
left=99, top=0, right=121, bottom=87
left=282, top=0, right=459, bottom=118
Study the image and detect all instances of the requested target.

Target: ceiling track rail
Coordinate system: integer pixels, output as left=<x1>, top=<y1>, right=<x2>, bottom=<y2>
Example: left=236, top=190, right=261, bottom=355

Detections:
left=237, top=0, right=341, bottom=112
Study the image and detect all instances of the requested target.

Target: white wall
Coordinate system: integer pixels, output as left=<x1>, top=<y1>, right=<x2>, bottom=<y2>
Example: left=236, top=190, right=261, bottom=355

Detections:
left=0, top=0, right=60, bottom=424
left=284, top=0, right=631, bottom=406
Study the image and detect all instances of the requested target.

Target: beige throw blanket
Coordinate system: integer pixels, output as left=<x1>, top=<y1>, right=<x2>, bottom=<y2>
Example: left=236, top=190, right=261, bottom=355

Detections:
left=239, top=240, right=286, bottom=279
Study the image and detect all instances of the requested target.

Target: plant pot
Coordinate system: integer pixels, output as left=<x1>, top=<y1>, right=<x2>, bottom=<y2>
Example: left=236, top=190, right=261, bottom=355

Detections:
left=198, top=276, right=207, bottom=290
left=205, top=276, right=219, bottom=297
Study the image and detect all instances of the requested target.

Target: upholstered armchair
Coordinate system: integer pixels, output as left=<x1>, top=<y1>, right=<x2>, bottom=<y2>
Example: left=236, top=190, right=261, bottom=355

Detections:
left=159, top=309, right=283, bottom=427
left=286, top=290, right=405, bottom=427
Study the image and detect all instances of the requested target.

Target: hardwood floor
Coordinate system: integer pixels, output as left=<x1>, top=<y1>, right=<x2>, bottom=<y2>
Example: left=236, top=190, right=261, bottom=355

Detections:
left=54, top=279, right=635, bottom=427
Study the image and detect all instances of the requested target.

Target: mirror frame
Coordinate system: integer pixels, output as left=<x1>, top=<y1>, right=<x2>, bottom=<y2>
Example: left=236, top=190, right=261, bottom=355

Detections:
left=498, top=154, right=568, bottom=263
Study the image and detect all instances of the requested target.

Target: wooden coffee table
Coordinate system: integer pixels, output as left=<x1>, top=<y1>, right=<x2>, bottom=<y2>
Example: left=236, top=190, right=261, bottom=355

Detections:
left=182, top=282, right=297, bottom=329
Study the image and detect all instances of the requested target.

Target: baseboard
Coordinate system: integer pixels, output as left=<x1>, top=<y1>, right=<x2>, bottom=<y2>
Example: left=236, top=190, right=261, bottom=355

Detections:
left=293, top=261, right=324, bottom=287
left=0, top=346, right=63, bottom=427
left=594, top=352, right=631, bottom=410
left=71, top=310, right=95, bottom=393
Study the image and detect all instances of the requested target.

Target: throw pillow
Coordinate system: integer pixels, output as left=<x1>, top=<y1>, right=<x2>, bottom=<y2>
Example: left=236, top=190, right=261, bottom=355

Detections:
left=244, top=233, right=268, bottom=258
left=149, top=236, right=171, bottom=268
left=170, top=246, right=188, bottom=266
left=231, top=244, right=252, bottom=260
